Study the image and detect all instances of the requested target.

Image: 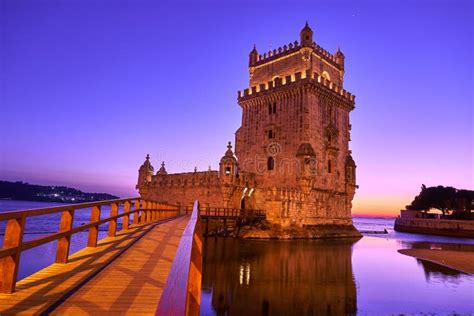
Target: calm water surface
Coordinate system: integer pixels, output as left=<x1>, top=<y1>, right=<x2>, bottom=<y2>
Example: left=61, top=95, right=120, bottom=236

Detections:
left=201, top=218, right=474, bottom=315
left=1, top=201, right=473, bottom=314
left=0, top=200, right=121, bottom=279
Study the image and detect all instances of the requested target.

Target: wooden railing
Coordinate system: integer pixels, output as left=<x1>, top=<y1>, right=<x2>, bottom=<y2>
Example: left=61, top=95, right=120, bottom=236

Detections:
left=0, top=197, right=179, bottom=294
left=199, top=207, right=265, bottom=219
left=156, top=200, right=203, bottom=316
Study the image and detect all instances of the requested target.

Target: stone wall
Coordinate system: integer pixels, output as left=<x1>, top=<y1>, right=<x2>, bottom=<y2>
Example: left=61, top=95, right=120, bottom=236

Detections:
left=394, top=218, right=474, bottom=238
left=137, top=22, right=358, bottom=231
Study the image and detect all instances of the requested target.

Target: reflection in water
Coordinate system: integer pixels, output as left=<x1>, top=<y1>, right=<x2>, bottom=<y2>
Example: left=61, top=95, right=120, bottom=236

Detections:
left=416, top=259, right=464, bottom=281
left=401, top=240, right=474, bottom=252
left=400, top=240, right=471, bottom=282
left=202, top=238, right=358, bottom=316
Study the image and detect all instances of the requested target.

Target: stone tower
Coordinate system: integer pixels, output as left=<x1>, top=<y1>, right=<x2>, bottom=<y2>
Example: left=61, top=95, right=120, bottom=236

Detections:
left=235, top=22, right=357, bottom=227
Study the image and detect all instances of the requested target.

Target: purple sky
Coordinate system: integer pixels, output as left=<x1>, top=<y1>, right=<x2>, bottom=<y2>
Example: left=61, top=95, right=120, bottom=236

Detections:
left=1, top=0, right=472, bottom=216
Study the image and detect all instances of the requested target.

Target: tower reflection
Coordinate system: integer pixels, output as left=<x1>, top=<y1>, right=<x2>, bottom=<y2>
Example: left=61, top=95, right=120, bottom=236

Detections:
left=202, top=238, right=358, bottom=316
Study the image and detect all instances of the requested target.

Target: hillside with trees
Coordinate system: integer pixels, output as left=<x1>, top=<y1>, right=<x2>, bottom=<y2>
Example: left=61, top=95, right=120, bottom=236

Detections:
left=0, top=181, right=119, bottom=203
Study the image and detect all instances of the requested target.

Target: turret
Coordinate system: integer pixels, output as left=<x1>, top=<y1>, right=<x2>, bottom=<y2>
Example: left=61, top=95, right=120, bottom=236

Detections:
left=156, top=161, right=168, bottom=175
left=219, top=142, right=238, bottom=182
left=138, top=154, right=154, bottom=186
left=300, top=21, right=313, bottom=47
left=345, top=154, right=356, bottom=185
left=249, top=44, right=258, bottom=67
left=335, top=47, right=345, bottom=69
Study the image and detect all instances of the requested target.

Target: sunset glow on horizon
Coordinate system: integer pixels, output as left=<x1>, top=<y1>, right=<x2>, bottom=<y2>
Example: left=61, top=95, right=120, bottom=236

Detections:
left=1, top=1, right=472, bottom=217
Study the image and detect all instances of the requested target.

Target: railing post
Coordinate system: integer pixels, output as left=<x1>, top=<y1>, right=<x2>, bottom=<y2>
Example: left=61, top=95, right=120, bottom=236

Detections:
left=146, top=201, right=151, bottom=223
left=108, top=202, right=119, bottom=237
left=133, top=200, right=140, bottom=225
left=147, top=201, right=151, bottom=222
left=56, top=209, right=74, bottom=264
left=149, top=202, right=153, bottom=222
left=141, top=201, right=148, bottom=224
left=87, top=206, right=101, bottom=247
left=0, top=216, right=25, bottom=293
left=122, top=201, right=130, bottom=230
left=150, top=202, right=155, bottom=222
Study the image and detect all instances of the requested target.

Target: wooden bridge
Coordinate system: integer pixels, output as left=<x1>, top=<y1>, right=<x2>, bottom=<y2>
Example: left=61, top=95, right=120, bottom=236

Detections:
left=0, top=198, right=264, bottom=315
left=198, top=207, right=265, bottom=236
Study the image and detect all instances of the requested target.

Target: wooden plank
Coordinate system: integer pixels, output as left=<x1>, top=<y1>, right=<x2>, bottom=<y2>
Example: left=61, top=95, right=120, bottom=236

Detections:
left=0, top=216, right=25, bottom=293
left=156, top=201, right=202, bottom=316
left=56, top=210, right=74, bottom=264
left=0, top=215, right=183, bottom=315
left=87, top=206, right=101, bottom=247
left=0, top=208, right=146, bottom=259
left=133, top=200, right=141, bottom=225
left=122, top=201, right=131, bottom=231
left=52, top=216, right=189, bottom=315
left=107, top=203, right=119, bottom=237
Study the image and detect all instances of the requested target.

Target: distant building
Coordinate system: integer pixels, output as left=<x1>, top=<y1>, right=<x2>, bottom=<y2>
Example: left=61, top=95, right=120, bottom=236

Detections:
left=137, top=22, right=357, bottom=228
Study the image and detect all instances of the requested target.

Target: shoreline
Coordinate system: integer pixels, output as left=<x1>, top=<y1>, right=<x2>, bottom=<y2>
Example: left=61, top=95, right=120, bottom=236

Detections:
left=398, top=248, right=474, bottom=274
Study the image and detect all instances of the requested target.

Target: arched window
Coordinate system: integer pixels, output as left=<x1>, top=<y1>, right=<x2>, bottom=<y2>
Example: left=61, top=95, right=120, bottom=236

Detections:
left=328, top=160, right=332, bottom=173
left=268, top=130, right=273, bottom=139
left=273, top=102, right=277, bottom=114
left=321, top=71, right=331, bottom=81
left=267, top=157, right=275, bottom=171
left=225, top=166, right=231, bottom=175
left=268, top=103, right=272, bottom=115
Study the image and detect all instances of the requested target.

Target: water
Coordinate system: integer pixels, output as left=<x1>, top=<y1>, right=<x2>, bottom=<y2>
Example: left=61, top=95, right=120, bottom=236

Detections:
left=1, top=201, right=473, bottom=314
left=0, top=200, right=125, bottom=280
left=201, top=218, right=474, bottom=315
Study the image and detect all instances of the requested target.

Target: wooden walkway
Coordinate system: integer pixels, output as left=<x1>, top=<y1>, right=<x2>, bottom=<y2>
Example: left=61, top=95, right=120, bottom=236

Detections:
left=0, top=216, right=189, bottom=315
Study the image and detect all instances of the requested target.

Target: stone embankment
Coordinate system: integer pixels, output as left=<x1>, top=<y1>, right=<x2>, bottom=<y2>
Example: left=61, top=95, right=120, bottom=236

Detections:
left=239, top=222, right=362, bottom=239
left=394, top=218, right=474, bottom=238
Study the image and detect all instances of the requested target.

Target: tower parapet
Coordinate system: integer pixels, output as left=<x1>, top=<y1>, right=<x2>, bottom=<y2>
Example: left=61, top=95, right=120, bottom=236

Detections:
left=238, top=69, right=355, bottom=105
left=248, top=22, right=346, bottom=90
left=250, top=39, right=343, bottom=70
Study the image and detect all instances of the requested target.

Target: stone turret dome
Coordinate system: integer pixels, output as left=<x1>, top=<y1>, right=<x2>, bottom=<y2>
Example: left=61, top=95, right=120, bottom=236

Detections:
left=335, top=46, right=344, bottom=57
left=250, top=44, right=258, bottom=55
left=156, top=161, right=168, bottom=175
left=300, top=21, right=313, bottom=35
left=221, top=141, right=237, bottom=163
left=300, top=21, right=314, bottom=47
left=139, top=154, right=154, bottom=173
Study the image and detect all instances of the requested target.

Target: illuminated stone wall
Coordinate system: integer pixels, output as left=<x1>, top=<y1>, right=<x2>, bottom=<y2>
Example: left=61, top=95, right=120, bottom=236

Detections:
left=236, top=22, right=357, bottom=226
left=137, top=22, right=358, bottom=228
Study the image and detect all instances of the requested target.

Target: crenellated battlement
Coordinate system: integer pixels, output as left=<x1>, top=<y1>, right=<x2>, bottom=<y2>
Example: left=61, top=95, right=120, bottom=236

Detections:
left=238, top=69, right=355, bottom=104
left=152, top=170, right=220, bottom=187
left=253, top=40, right=300, bottom=66
left=251, top=41, right=342, bottom=70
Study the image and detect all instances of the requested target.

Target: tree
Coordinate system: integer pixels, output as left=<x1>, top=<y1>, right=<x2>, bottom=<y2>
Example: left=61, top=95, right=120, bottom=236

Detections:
left=407, top=184, right=431, bottom=212
left=407, top=185, right=473, bottom=218
left=452, top=189, right=474, bottom=219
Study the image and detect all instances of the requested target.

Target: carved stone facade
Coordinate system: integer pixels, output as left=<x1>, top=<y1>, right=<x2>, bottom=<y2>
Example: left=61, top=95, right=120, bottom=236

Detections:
left=137, top=22, right=357, bottom=228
